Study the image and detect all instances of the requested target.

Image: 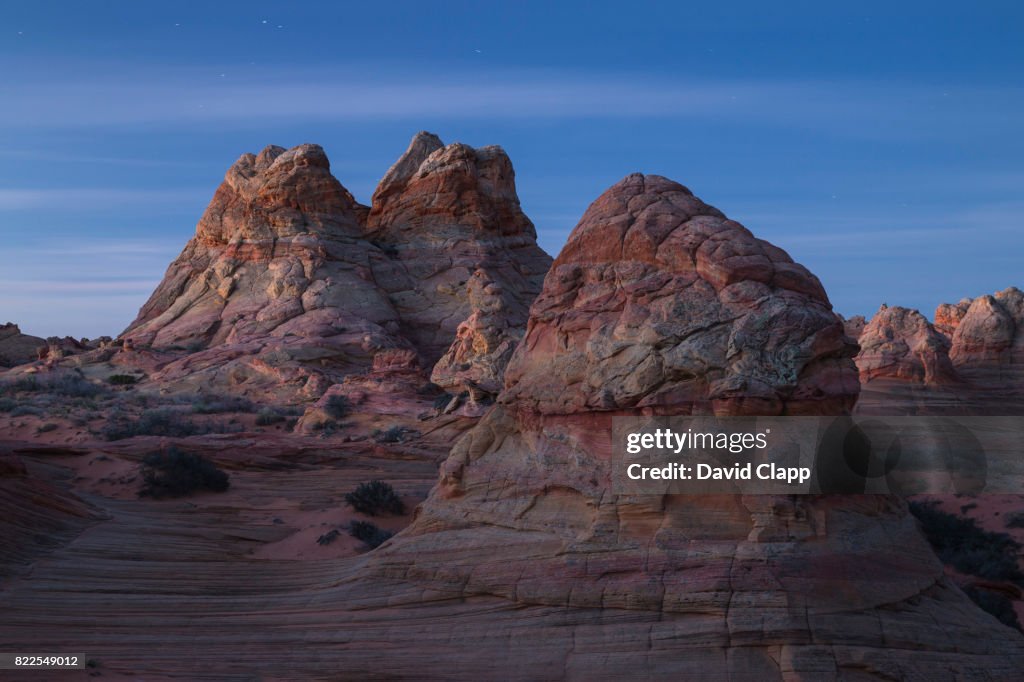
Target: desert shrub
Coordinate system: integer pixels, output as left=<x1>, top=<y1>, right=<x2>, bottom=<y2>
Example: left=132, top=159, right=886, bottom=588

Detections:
left=255, top=407, right=285, bottom=426
left=324, top=394, right=351, bottom=420
left=192, top=395, right=255, bottom=414
left=10, top=405, right=43, bottom=417
left=963, top=586, right=1022, bottom=631
left=40, top=373, right=106, bottom=397
left=102, top=407, right=201, bottom=441
left=344, top=480, right=405, bottom=516
left=349, top=520, right=394, bottom=549
left=317, top=529, right=341, bottom=546
left=1004, top=511, right=1024, bottom=529
left=0, top=376, right=40, bottom=394
left=909, top=501, right=1023, bottom=583
left=139, top=447, right=229, bottom=498
left=433, top=392, right=456, bottom=410
left=373, top=426, right=417, bottom=443
left=36, top=422, right=58, bottom=433
left=0, top=397, right=16, bottom=412
left=107, top=374, right=139, bottom=386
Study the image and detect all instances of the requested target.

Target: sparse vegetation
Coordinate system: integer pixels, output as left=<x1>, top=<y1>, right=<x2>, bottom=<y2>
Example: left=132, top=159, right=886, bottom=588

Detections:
left=349, top=520, right=393, bottom=549
left=107, top=374, right=139, bottom=386
left=0, top=372, right=105, bottom=398
left=324, top=394, right=351, bottom=420
left=36, top=422, right=58, bottom=433
left=0, top=397, right=16, bottom=412
left=255, top=407, right=286, bottom=426
left=909, top=501, right=1023, bottom=583
left=344, top=480, right=405, bottom=516
left=962, top=585, right=1022, bottom=631
left=191, top=395, right=255, bottom=414
left=10, top=405, right=43, bottom=418
left=139, top=447, right=230, bottom=498
left=317, top=529, right=341, bottom=546
left=1005, top=511, right=1024, bottom=529
left=910, top=500, right=1023, bottom=631
left=102, top=407, right=202, bottom=441
left=433, top=392, right=456, bottom=410
left=372, top=425, right=417, bottom=443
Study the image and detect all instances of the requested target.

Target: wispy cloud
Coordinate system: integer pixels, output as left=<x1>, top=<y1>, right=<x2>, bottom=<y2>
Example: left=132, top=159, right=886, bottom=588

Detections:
left=1, top=60, right=1019, bottom=139
left=0, top=188, right=204, bottom=210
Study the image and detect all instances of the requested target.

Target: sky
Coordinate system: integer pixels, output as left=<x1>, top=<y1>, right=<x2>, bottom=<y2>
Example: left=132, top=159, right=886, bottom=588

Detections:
left=0, top=1, right=1021, bottom=338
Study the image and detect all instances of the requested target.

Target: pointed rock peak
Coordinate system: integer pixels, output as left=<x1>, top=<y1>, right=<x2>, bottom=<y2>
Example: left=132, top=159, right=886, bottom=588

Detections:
left=269, top=143, right=331, bottom=170
left=367, top=133, right=535, bottom=239
left=372, top=131, right=445, bottom=205
left=197, top=143, right=360, bottom=244
left=254, top=144, right=286, bottom=170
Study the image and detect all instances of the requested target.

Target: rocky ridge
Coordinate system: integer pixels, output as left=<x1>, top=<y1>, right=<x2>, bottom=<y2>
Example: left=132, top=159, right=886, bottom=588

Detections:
left=107, top=134, right=550, bottom=406
left=344, top=174, right=1022, bottom=678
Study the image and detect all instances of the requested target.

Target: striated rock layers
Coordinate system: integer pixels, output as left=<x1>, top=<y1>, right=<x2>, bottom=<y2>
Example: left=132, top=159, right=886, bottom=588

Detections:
left=120, top=134, right=550, bottom=403
left=366, top=132, right=551, bottom=364
left=853, top=305, right=964, bottom=414
left=0, top=323, right=44, bottom=368
left=429, top=267, right=530, bottom=406
left=343, top=175, right=1023, bottom=678
left=854, top=288, right=1024, bottom=415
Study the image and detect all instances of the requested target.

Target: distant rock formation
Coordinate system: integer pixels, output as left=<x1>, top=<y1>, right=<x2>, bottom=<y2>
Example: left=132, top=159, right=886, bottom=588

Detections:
left=0, top=323, right=44, bottom=368
left=948, top=287, right=1024, bottom=375
left=935, top=298, right=971, bottom=338
left=118, top=134, right=550, bottom=404
left=839, top=313, right=866, bottom=340
left=853, top=305, right=963, bottom=414
left=856, top=305, right=959, bottom=385
left=854, top=287, right=1024, bottom=414
left=342, top=175, right=1024, bottom=678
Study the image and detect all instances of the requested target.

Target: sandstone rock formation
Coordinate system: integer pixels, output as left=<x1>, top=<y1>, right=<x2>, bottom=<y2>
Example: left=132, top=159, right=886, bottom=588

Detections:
left=342, top=175, right=1024, bottom=678
left=935, top=298, right=972, bottom=338
left=366, top=132, right=551, bottom=365
left=502, top=173, right=858, bottom=416
left=853, top=305, right=964, bottom=414
left=0, top=323, right=44, bottom=368
left=116, top=134, right=550, bottom=406
left=429, top=267, right=530, bottom=406
left=120, top=143, right=409, bottom=402
left=856, top=304, right=959, bottom=385
left=948, top=287, right=1024, bottom=377
left=840, top=313, right=866, bottom=340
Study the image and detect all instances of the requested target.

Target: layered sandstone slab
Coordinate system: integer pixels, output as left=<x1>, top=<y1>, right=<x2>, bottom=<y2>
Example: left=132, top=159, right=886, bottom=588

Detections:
left=0, top=323, right=44, bottom=368
left=348, top=175, right=1023, bottom=677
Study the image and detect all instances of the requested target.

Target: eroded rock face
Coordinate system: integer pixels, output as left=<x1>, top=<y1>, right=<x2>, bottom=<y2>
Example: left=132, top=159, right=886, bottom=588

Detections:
left=935, top=299, right=972, bottom=338
left=345, top=176, right=1024, bottom=678
left=367, top=133, right=551, bottom=364
left=118, top=136, right=551, bottom=405
left=429, top=268, right=529, bottom=404
left=949, top=287, right=1024, bottom=374
left=0, top=323, right=44, bottom=368
left=840, top=313, right=866, bottom=340
left=503, top=173, right=858, bottom=417
left=856, top=305, right=959, bottom=385
left=119, top=143, right=418, bottom=402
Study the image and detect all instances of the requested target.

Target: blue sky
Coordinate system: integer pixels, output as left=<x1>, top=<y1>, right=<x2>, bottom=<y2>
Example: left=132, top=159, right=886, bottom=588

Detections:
left=0, top=1, right=1021, bottom=338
